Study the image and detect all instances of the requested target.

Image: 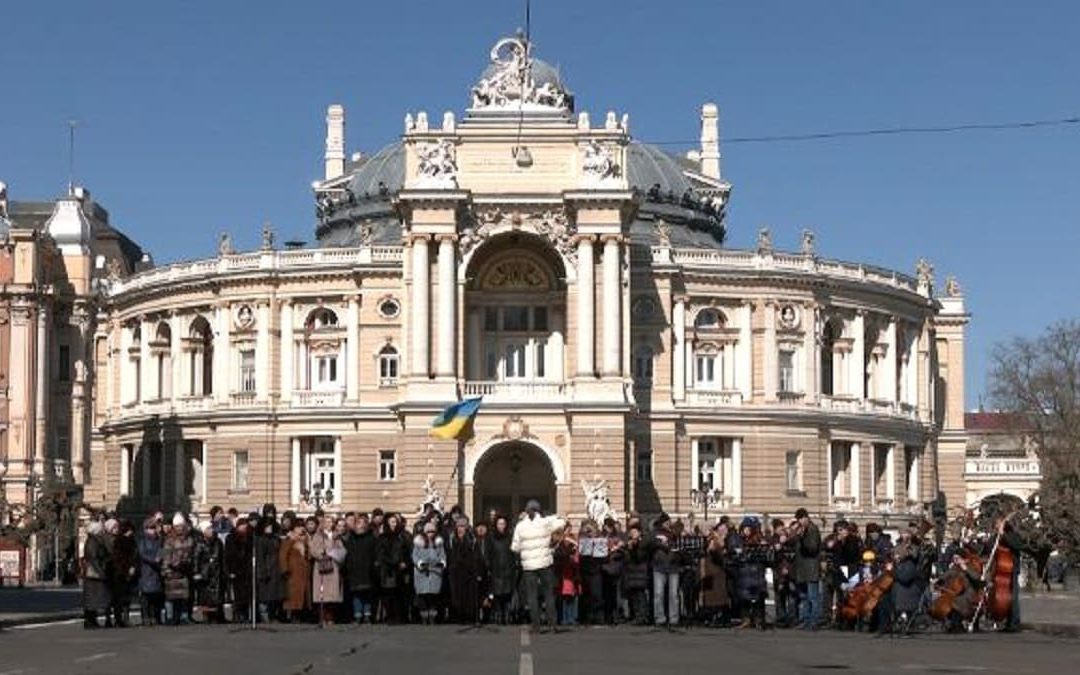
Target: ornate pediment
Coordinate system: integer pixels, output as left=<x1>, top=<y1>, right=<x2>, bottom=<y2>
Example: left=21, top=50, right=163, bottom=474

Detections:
left=460, top=206, right=576, bottom=263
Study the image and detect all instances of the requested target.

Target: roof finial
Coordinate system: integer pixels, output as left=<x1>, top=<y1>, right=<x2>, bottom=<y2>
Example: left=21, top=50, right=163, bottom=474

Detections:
left=67, top=119, right=79, bottom=196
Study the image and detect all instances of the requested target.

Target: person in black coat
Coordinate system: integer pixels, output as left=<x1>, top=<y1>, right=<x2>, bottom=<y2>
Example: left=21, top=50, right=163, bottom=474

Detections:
left=254, top=517, right=283, bottom=622
left=224, top=517, right=254, bottom=623
left=487, top=516, right=518, bottom=625
left=447, top=520, right=484, bottom=625
left=344, top=515, right=378, bottom=622
left=791, top=508, right=822, bottom=629
left=193, top=523, right=226, bottom=622
left=375, top=514, right=410, bottom=623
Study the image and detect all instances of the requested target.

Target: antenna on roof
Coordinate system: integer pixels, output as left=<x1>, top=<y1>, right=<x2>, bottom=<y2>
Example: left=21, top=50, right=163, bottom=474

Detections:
left=67, top=119, right=78, bottom=196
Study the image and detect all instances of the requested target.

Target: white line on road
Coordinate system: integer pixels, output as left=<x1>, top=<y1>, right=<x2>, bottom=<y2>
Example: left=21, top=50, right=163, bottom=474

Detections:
left=520, top=652, right=533, bottom=675
left=11, top=618, right=81, bottom=630
left=520, top=626, right=531, bottom=647
left=72, top=652, right=117, bottom=664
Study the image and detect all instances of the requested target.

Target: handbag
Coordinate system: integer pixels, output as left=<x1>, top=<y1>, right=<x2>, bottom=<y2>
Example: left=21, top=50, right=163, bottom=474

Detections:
left=317, top=556, right=335, bottom=575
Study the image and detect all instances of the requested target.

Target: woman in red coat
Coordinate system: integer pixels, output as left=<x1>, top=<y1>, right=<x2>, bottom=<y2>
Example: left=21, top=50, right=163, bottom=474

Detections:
left=278, top=521, right=311, bottom=621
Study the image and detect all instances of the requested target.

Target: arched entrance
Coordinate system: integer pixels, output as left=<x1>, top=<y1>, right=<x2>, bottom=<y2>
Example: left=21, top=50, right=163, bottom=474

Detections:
left=472, top=441, right=557, bottom=518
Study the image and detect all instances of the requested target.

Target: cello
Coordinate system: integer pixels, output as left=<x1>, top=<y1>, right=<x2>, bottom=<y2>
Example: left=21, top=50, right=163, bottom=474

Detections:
left=930, top=549, right=982, bottom=621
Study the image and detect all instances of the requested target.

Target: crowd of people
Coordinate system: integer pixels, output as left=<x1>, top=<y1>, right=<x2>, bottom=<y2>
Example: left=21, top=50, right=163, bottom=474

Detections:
left=80, top=500, right=1023, bottom=634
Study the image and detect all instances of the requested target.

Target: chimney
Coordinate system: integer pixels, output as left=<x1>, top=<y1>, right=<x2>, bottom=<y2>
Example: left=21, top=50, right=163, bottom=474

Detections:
left=699, top=102, right=720, bottom=180
left=324, top=104, right=346, bottom=181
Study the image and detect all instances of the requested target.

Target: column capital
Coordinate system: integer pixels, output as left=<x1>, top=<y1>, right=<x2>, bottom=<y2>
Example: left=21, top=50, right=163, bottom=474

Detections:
left=672, top=293, right=690, bottom=305
left=406, top=233, right=432, bottom=246
left=434, top=233, right=458, bottom=244
left=572, top=233, right=596, bottom=245
left=599, top=233, right=626, bottom=245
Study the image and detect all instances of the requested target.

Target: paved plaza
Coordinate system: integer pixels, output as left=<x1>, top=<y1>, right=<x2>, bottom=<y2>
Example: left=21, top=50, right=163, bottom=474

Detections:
left=1, top=620, right=1078, bottom=675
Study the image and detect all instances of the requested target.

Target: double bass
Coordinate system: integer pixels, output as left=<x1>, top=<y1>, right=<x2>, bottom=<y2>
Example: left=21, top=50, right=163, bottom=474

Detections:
left=970, top=512, right=1021, bottom=629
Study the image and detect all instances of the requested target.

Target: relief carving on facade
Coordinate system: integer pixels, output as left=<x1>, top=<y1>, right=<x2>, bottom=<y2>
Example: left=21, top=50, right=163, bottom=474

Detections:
left=481, top=258, right=549, bottom=290
left=460, top=206, right=577, bottom=263
left=582, top=140, right=622, bottom=187
left=414, top=139, right=458, bottom=189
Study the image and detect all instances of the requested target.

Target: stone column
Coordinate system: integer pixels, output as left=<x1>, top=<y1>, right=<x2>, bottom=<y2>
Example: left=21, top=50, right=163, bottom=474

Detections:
left=200, top=441, right=208, bottom=505
left=738, top=301, right=752, bottom=399
left=214, top=305, right=230, bottom=403
left=290, top=438, right=301, bottom=506
left=804, top=304, right=817, bottom=402
left=139, top=316, right=153, bottom=403
left=906, top=329, right=919, bottom=407
left=436, top=235, right=456, bottom=378
left=346, top=296, right=360, bottom=401
left=280, top=301, right=294, bottom=402
left=35, top=308, right=48, bottom=472
left=174, top=441, right=186, bottom=504
left=467, top=309, right=482, bottom=380
left=410, top=235, right=431, bottom=378
left=887, top=443, right=898, bottom=501
left=672, top=296, right=686, bottom=400
left=257, top=303, right=271, bottom=401
left=730, top=437, right=742, bottom=505
left=119, top=445, right=131, bottom=498
left=575, top=236, right=595, bottom=377
left=690, top=437, right=700, bottom=491
left=884, top=316, right=897, bottom=402
left=764, top=300, right=777, bottom=401
left=601, top=236, right=621, bottom=376
left=551, top=309, right=565, bottom=382
left=851, top=311, right=865, bottom=399
left=170, top=313, right=182, bottom=400
left=850, top=442, right=861, bottom=507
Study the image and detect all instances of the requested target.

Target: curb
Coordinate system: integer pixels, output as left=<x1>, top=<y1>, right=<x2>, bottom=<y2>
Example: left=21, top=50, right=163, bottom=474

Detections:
left=0, top=611, right=81, bottom=629
left=1023, top=622, right=1080, bottom=639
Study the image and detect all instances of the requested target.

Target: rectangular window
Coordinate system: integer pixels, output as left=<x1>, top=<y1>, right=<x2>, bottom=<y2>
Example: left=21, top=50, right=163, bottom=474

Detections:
left=785, top=450, right=802, bottom=492
left=504, top=343, right=527, bottom=378
left=503, top=306, right=529, bottom=331
left=535, top=341, right=546, bottom=378
left=315, top=355, right=339, bottom=387
left=698, top=439, right=718, bottom=491
left=233, top=450, right=250, bottom=491
left=484, top=307, right=499, bottom=332
left=633, top=351, right=654, bottom=382
left=58, top=345, right=71, bottom=382
left=695, top=354, right=716, bottom=386
left=379, top=450, right=396, bottom=481
left=532, top=306, right=548, bottom=332
left=240, top=349, right=256, bottom=392
left=636, top=448, right=653, bottom=482
left=779, top=349, right=795, bottom=392
left=379, top=351, right=399, bottom=384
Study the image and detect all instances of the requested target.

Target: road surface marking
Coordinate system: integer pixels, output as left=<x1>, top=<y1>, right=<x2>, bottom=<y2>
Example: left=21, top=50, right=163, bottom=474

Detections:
left=521, top=627, right=531, bottom=647
left=11, top=618, right=81, bottom=630
left=72, top=652, right=117, bottom=664
left=520, top=652, right=533, bottom=675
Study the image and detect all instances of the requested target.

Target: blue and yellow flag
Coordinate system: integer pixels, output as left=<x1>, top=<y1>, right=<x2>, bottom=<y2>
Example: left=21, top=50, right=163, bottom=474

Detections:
left=429, top=397, right=483, bottom=440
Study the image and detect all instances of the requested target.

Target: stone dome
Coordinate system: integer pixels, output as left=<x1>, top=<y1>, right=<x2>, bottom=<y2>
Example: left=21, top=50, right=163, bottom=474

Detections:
left=315, top=140, right=725, bottom=249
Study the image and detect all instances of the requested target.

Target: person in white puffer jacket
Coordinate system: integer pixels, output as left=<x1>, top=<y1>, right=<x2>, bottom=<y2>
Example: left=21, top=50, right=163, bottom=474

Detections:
left=511, top=500, right=565, bottom=632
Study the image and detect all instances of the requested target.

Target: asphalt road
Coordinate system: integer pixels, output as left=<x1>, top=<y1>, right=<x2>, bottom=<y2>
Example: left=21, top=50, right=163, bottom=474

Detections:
left=0, top=622, right=1077, bottom=675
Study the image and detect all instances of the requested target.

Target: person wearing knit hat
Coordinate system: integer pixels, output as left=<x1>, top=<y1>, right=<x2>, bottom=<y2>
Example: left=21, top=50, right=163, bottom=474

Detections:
left=172, top=512, right=187, bottom=528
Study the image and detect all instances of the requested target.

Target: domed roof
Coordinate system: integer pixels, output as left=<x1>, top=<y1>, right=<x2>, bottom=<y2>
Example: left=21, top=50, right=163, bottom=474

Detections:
left=315, top=141, right=725, bottom=249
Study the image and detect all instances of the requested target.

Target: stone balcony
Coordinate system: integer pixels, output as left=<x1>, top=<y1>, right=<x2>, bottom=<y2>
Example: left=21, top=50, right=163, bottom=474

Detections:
left=819, top=395, right=919, bottom=420
left=292, top=389, right=345, bottom=408
left=461, top=380, right=569, bottom=403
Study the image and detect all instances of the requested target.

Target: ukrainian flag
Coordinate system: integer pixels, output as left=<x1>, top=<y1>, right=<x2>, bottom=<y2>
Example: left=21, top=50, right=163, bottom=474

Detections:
left=429, top=397, right=483, bottom=440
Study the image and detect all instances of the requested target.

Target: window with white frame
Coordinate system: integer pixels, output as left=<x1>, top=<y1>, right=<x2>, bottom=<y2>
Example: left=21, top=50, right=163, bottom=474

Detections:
left=300, top=438, right=337, bottom=502
left=695, top=350, right=719, bottom=389
left=785, top=450, right=802, bottom=492
left=378, top=345, right=399, bottom=386
left=379, top=450, right=396, bottom=481
left=697, top=438, right=719, bottom=491
left=778, top=348, right=796, bottom=393
left=313, top=351, right=340, bottom=389
left=232, top=450, right=249, bottom=491
left=479, top=305, right=554, bottom=382
left=239, top=349, right=256, bottom=392
left=636, top=447, right=653, bottom=482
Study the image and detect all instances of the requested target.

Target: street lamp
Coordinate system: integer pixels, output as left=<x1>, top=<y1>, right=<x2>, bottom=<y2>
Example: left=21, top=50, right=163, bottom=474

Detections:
left=689, top=487, right=724, bottom=524
left=300, top=482, right=334, bottom=512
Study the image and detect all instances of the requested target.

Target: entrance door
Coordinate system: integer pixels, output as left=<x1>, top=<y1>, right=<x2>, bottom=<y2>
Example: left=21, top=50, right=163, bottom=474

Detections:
left=473, top=442, right=556, bottom=518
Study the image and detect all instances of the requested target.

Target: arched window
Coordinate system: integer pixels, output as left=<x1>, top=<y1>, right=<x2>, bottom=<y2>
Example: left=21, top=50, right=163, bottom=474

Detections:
left=306, top=308, right=339, bottom=331
left=150, top=322, right=172, bottom=400
left=378, top=345, right=399, bottom=386
left=694, top=308, right=725, bottom=330
left=129, top=325, right=142, bottom=403
left=188, top=316, right=214, bottom=396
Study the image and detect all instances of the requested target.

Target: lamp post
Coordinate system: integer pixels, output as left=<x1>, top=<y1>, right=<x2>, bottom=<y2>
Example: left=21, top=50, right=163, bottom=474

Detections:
left=689, top=487, right=724, bottom=525
left=300, top=481, right=334, bottom=512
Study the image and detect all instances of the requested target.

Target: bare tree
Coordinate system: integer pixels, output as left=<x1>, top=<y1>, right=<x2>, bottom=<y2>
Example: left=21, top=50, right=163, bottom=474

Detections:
left=990, top=319, right=1080, bottom=560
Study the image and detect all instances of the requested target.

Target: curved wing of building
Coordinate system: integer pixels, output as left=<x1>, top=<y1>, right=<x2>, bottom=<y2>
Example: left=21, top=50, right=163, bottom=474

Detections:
left=88, top=36, right=970, bottom=525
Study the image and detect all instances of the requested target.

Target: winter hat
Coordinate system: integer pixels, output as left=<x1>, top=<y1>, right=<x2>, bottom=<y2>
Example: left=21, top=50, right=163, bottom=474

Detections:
left=525, top=499, right=541, bottom=513
left=104, top=518, right=119, bottom=533
left=739, top=516, right=759, bottom=531
left=198, top=521, right=213, bottom=534
left=171, top=512, right=186, bottom=527
left=87, top=521, right=103, bottom=535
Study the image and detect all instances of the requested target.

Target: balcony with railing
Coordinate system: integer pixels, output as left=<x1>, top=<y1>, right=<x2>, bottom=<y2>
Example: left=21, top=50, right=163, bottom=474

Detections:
left=685, top=389, right=744, bottom=407
left=229, top=391, right=258, bottom=408
left=292, top=389, right=345, bottom=408
left=461, top=380, right=569, bottom=403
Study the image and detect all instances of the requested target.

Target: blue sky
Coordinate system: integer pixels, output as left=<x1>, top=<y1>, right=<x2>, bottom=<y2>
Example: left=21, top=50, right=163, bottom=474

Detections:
left=2, top=1, right=1078, bottom=407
